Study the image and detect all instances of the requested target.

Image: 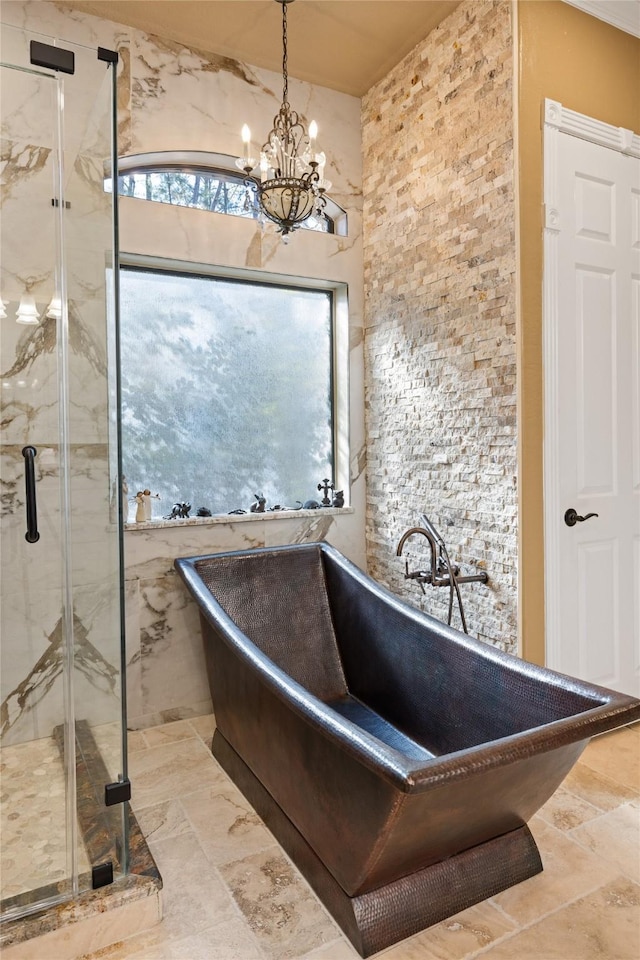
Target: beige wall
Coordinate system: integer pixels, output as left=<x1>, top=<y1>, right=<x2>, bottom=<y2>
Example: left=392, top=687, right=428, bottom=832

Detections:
left=518, top=0, right=640, bottom=665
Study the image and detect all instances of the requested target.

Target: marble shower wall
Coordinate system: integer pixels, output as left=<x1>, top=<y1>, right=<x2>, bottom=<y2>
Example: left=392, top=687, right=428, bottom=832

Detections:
left=2, top=2, right=365, bottom=730
left=1, top=13, right=124, bottom=749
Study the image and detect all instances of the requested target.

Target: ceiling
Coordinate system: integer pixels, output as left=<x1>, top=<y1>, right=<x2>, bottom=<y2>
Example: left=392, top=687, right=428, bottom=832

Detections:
left=59, top=1, right=461, bottom=97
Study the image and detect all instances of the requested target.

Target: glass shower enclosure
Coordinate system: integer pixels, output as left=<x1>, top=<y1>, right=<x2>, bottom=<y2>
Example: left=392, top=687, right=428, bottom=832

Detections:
left=0, top=22, right=127, bottom=921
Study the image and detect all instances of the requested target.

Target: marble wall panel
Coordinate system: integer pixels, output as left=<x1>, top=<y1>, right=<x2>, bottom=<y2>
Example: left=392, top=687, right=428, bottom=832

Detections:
left=1, top=7, right=120, bottom=161
left=1, top=320, right=61, bottom=446
left=72, top=578, right=123, bottom=726
left=261, top=511, right=360, bottom=559
left=67, top=302, right=110, bottom=445
left=124, top=520, right=267, bottom=582
left=136, top=573, right=210, bottom=721
left=1, top=585, right=66, bottom=743
left=0, top=572, right=126, bottom=747
left=62, top=46, right=114, bottom=165
left=0, top=138, right=57, bottom=298
left=67, top=444, right=111, bottom=537
left=65, top=215, right=112, bottom=306
left=128, top=31, right=270, bottom=157
left=0, top=60, right=57, bottom=150
left=1, top=2, right=125, bottom=59
left=0, top=583, right=127, bottom=747
left=123, top=578, right=142, bottom=722
left=0, top=70, right=61, bottom=456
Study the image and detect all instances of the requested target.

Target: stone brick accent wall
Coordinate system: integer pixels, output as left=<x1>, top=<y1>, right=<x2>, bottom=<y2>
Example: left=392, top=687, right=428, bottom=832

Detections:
left=362, top=0, right=517, bottom=651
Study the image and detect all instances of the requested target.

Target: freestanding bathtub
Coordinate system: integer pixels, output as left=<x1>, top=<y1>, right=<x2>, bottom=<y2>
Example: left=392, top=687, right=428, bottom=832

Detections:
left=176, top=543, right=640, bottom=957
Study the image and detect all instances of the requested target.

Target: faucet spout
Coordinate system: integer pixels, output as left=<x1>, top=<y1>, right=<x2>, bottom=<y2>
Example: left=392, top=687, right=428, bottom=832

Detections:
left=396, top=526, right=435, bottom=557
left=396, top=526, right=443, bottom=586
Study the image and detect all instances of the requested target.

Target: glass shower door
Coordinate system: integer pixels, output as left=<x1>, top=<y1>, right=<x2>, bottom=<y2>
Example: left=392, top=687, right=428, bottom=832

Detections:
left=0, top=28, right=126, bottom=922
left=0, top=60, right=79, bottom=916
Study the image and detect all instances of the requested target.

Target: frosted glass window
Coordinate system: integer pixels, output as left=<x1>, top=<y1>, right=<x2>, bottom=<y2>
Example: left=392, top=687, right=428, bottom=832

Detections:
left=120, top=266, right=334, bottom=518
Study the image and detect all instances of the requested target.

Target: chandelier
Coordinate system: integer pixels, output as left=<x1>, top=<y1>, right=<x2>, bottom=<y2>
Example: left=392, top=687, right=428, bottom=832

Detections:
left=236, top=0, right=331, bottom=238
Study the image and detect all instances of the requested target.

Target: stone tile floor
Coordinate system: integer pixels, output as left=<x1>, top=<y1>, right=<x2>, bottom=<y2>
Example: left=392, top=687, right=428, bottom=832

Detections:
left=81, top=717, right=639, bottom=960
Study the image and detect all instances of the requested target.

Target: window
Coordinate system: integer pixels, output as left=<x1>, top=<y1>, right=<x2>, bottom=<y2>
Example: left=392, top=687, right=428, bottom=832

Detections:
left=115, top=169, right=331, bottom=233
left=119, top=262, right=336, bottom=518
left=106, top=152, right=347, bottom=235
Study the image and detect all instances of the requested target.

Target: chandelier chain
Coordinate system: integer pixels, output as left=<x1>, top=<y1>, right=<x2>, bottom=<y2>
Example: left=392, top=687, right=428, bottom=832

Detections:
left=281, top=0, right=288, bottom=106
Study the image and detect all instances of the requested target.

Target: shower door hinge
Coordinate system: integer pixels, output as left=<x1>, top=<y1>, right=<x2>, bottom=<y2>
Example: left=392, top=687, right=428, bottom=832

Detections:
left=30, top=40, right=75, bottom=75
left=92, top=861, right=114, bottom=889
left=105, top=777, right=131, bottom=806
left=97, top=47, right=119, bottom=64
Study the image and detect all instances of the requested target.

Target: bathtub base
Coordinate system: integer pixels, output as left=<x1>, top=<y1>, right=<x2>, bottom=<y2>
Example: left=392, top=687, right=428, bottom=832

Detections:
left=213, top=730, right=543, bottom=957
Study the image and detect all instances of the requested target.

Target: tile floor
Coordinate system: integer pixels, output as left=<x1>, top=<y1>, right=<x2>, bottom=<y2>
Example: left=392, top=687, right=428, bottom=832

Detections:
left=78, top=717, right=639, bottom=960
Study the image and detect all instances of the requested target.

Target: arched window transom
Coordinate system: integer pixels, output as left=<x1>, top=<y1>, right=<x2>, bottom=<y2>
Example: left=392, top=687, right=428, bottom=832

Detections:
left=106, top=151, right=347, bottom=235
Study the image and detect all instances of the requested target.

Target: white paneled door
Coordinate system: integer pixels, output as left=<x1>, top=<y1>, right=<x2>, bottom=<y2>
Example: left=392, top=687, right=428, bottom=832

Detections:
left=544, top=102, right=640, bottom=697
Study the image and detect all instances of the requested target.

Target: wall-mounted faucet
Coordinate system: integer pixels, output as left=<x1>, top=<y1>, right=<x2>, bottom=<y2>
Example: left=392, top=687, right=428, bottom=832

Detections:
left=396, top=514, right=488, bottom=634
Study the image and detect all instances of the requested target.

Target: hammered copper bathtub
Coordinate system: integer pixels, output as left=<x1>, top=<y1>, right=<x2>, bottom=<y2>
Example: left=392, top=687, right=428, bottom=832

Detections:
left=175, top=543, right=640, bottom=957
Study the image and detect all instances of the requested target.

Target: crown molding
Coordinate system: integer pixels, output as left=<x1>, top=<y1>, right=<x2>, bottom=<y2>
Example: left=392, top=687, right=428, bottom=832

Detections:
left=561, top=0, right=640, bottom=37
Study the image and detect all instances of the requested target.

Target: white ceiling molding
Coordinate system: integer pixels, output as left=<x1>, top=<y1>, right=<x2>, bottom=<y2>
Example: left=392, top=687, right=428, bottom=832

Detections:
left=562, top=0, right=640, bottom=37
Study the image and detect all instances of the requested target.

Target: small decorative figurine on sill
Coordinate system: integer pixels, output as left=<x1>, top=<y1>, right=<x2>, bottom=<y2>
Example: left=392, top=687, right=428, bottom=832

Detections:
left=164, top=502, right=191, bottom=520
left=196, top=507, right=212, bottom=517
left=317, top=478, right=334, bottom=506
left=250, top=493, right=267, bottom=513
left=133, top=491, right=145, bottom=523
left=332, top=490, right=344, bottom=508
left=142, top=489, right=161, bottom=521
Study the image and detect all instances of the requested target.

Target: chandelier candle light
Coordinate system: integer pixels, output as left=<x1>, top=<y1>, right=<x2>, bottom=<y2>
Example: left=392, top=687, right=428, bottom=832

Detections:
left=236, top=0, right=331, bottom=238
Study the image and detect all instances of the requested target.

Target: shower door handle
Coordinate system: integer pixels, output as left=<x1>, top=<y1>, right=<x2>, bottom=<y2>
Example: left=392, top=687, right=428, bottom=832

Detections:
left=22, top=446, right=40, bottom=543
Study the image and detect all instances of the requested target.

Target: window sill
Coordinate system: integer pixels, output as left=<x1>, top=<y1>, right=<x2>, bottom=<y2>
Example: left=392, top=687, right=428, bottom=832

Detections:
left=124, top=506, right=353, bottom=532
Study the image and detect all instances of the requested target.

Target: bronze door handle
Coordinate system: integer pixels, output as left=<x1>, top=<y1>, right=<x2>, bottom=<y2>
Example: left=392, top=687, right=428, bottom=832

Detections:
left=564, top=508, right=598, bottom=527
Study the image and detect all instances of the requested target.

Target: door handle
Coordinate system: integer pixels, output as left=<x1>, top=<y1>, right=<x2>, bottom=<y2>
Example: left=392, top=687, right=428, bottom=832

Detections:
left=21, top=446, right=40, bottom=543
left=564, top=508, right=598, bottom=527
